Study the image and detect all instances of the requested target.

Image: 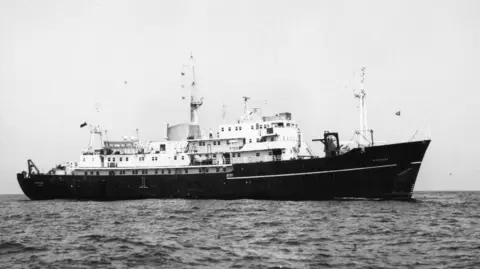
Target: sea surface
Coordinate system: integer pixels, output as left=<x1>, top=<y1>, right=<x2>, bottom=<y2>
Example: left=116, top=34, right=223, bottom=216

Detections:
left=0, top=192, right=479, bottom=269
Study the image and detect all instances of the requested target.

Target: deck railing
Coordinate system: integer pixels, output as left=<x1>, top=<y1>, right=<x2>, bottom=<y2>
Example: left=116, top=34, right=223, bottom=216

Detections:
left=230, top=155, right=282, bottom=164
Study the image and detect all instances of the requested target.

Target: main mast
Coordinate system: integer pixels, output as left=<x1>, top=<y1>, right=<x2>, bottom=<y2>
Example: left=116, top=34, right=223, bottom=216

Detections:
left=182, top=53, right=203, bottom=124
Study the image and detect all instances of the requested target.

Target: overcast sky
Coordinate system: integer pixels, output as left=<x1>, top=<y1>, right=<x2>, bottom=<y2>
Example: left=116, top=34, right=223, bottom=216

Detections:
left=1, top=0, right=479, bottom=194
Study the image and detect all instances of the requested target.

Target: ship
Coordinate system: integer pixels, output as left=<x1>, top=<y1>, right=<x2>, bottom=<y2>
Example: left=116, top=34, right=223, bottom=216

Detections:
left=17, top=58, right=430, bottom=201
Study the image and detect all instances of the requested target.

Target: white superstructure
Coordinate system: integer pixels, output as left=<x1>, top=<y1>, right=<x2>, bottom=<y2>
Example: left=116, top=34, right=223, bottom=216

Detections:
left=53, top=56, right=316, bottom=176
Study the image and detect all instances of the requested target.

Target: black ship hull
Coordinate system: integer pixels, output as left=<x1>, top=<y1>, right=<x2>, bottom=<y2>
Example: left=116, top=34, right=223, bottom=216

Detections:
left=17, top=140, right=430, bottom=201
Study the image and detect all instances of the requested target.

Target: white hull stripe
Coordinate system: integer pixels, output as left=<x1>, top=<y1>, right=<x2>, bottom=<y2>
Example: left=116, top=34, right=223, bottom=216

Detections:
left=227, top=164, right=398, bottom=180
left=410, top=161, right=422, bottom=165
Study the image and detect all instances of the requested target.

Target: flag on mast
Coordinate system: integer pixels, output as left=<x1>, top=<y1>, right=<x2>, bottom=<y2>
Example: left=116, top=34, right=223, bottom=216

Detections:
left=80, top=122, right=87, bottom=128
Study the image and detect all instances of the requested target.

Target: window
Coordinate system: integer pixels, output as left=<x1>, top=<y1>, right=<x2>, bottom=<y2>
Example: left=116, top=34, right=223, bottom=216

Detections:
left=168, top=169, right=171, bottom=174
left=96, top=171, right=99, bottom=176
left=126, top=157, right=129, bottom=162
left=238, top=153, right=241, bottom=158
left=91, top=171, right=94, bottom=175
left=235, top=126, right=238, bottom=131
left=82, top=158, right=85, bottom=162
left=222, top=167, right=226, bottom=172
left=155, top=170, right=158, bottom=174
left=152, top=157, right=155, bottom=161
left=228, top=127, right=231, bottom=131
left=249, top=139, right=252, bottom=143
left=260, top=125, right=263, bottom=129
left=120, top=157, right=123, bottom=162
left=161, top=170, right=164, bottom=174
left=216, top=168, right=220, bottom=172
left=221, top=127, right=224, bottom=132
left=181, top=156, right=184, bottom=160
left=107, top=158, right=111, bottom=162
left=206, top=168, right=209, bottom=172
left=239, top=126, right=242, bottom=130
left=256, top=153, right=260, bottom=157
left=199, top=169, right=202, bottom=173
left=185, top=169, right=188, bottom=174
left=287, top=123, right=290, bottom=127
left=174, top=156, right=177, bottom=160
left=84, top=172, right=88, bottom=175
left=113, top=158, right=115, bottom=162
left=251, top=125, right=254, bottom=130
left=282, top=149, right=286, bottom=154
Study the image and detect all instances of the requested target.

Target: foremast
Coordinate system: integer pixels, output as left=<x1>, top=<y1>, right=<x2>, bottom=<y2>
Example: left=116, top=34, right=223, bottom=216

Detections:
left=353, top=67, right=372, bottom=146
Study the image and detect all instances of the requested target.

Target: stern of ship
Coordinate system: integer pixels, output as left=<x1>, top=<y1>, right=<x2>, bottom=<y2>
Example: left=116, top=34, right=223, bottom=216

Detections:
left=17, top=160, right=73, bottom=200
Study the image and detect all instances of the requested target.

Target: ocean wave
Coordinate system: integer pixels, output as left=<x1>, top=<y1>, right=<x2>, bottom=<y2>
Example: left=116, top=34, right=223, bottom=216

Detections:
left=0, top=192, right=479, bottom=268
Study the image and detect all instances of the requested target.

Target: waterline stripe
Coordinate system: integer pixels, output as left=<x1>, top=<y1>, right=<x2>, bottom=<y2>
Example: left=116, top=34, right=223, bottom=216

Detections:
left=410, top=161, right=422, bottom=165
left=227, top=164, right=397, bottom=180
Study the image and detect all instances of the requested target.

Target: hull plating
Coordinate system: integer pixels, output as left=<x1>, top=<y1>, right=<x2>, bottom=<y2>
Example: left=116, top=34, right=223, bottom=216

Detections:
left=17, top=140, right=430, bottom=201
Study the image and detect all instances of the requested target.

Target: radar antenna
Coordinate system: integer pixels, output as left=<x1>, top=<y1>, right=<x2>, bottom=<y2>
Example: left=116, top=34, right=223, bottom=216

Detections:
left=242, top=96, right=251, bottom=115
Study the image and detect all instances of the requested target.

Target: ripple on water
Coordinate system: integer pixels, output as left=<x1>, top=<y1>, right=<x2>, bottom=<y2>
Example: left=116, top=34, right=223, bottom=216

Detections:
left=0, top=192, right=479, bottom=268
